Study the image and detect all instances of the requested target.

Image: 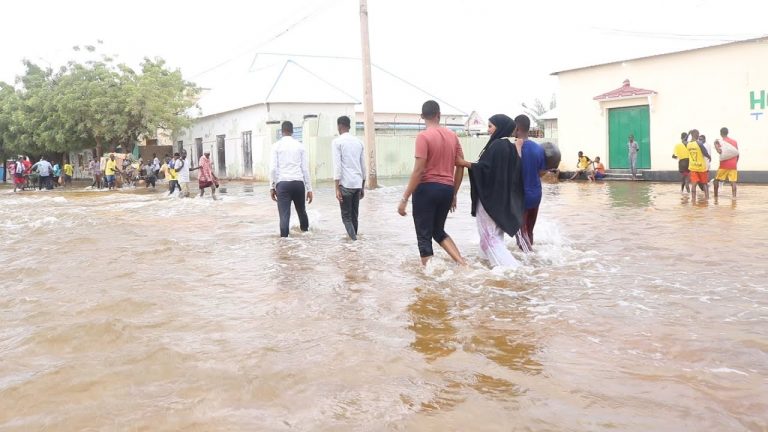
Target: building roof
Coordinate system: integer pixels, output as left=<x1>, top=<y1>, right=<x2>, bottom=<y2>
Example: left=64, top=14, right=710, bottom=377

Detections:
left=551, top=35, right=768, bottom=75
left=193, top=54, right=468, bottom=119
left=593, top=79, right=656, bottom=101
left=194, top=60, right=360, bottom=118
left=538, top=107, right=558, bottom=120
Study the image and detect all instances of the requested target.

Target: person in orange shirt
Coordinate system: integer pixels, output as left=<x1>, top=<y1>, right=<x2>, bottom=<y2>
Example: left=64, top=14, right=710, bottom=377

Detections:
left=589, top=156, right=606, bottom=181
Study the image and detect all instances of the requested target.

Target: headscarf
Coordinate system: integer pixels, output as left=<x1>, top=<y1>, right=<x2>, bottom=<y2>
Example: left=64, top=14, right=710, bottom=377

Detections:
left=480, top=114, right=516, bottom=157
left=468, top=114, right=525, bottom=237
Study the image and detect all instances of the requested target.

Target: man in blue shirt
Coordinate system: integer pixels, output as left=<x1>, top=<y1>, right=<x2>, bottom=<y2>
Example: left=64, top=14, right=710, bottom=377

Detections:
left=514, top=115, right=546, bottom=252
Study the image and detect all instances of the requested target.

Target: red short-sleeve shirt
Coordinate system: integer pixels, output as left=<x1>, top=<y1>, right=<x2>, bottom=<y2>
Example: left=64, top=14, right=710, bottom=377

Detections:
left=414, top=127, right=464, bottom=186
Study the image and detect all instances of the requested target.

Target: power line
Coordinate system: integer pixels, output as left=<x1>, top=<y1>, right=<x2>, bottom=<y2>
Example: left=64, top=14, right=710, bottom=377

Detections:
left=189, top=0, right=342, bottom=79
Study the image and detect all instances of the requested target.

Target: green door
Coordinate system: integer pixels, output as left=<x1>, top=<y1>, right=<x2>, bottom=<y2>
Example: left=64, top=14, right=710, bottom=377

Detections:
left=608, top=105, right=651, bottom=169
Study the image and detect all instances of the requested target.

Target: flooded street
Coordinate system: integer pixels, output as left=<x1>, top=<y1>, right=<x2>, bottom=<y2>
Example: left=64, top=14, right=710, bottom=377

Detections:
left=1, top=181, right=767, bottom=431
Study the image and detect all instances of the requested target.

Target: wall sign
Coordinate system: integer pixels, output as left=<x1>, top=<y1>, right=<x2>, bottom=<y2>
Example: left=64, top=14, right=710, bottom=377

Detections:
left=751, top=90, right=765, bottom=120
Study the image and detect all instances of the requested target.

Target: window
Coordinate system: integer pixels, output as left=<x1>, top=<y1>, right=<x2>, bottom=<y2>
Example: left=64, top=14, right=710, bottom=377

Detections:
left=216, top=135, right=226, bottom=177
left=177, top=140, right=184, bottom=152
left=195, top=138, right=203, bottom=162
left=242, top=131, right=253, bottom=177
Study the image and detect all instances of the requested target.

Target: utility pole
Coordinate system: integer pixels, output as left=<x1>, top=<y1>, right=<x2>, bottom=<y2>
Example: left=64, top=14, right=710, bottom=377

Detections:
left=359, top=0, right=378, bottom=189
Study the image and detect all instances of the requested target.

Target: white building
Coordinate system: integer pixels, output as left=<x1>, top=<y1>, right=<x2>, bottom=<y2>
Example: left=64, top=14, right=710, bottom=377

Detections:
left=175, top=55, right=468, bottom=179
left=553, top=36, right=768, bottom=180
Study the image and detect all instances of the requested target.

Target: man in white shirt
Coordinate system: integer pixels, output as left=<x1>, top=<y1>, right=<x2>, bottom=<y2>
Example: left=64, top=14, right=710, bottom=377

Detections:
left=269, top=121, right=313, bottom=237
left=177, top=149, right=192, bottom=198
left=332, top=116, right=366, bottom=240
left=31, top=157, right=54, bottom=190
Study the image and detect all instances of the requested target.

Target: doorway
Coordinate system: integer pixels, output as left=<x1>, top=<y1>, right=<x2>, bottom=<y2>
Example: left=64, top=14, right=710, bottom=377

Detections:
left=608, top=105, right=651, bottom=169
left=216, top=135, right=226, bottom=177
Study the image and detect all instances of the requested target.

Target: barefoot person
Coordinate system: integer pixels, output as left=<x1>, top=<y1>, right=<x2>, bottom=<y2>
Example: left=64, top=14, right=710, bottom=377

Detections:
left=397, top=100, right=466, bottom=266
left=514, top=114, right=547, bottom=252
left=686, top=129, right=711, bottom=202
left=714, top=127, right=739, bottom=198
left=196, top=150, right=218, bottom=199
left=672, top=132, right=690, bottom=193
left=455, top=114, right=525, bottom=267
left=628, top=134, right=639, bottom=180
left=332, top=115, right=366, bottom=240
left=270, top=121, right=313, bottom=237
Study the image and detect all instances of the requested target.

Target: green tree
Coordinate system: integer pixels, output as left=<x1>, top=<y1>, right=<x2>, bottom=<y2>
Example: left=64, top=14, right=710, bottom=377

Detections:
left=0, top=46, right=200, bottom=158
left=523, top=93, right=557, bottom=130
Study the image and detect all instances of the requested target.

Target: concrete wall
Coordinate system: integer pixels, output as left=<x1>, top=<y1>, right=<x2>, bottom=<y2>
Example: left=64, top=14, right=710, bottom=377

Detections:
left=557, top=39, right=768, bottom=172
left=175, top=102, right=355, bottom=180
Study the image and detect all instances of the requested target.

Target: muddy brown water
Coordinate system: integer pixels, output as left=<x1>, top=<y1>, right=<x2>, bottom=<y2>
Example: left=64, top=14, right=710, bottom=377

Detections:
left=1, top=181, right=766, bottom=431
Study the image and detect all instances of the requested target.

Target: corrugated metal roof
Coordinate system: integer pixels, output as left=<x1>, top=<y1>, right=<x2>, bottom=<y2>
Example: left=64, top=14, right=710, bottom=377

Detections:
left=593, top=80, right=656, bottom=101
left=193, top=54, right=468, bottom=118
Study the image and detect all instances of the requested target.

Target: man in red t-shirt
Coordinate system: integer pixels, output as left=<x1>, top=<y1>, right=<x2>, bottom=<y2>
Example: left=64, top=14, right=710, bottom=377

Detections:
left=397, top=100, right=466, bottom=265
left=714, top=126, right=739, bottom=198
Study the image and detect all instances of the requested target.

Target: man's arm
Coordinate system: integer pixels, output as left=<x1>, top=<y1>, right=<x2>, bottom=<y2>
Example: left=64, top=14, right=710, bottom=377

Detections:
left=301, top=147, right=313, bottom=203
left=269, top=145, right=278, bottom=201
left=359, top=140, right=367, bottom=197
left=398, top=157, right=427, bottom=216
left=332, top=141, right=342, bottom=202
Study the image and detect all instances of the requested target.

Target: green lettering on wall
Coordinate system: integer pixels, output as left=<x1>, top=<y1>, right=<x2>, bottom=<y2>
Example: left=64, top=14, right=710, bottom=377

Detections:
left=750, top=90, right=766, bottom=110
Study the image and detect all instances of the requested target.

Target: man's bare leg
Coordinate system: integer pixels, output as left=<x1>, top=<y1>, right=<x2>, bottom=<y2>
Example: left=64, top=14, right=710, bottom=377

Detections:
left=439, top=236, right=467, bottom=266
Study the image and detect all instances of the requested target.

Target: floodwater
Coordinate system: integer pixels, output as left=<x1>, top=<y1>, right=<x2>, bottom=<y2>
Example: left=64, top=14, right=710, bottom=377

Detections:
left=1, top=180, right=766, bottom=431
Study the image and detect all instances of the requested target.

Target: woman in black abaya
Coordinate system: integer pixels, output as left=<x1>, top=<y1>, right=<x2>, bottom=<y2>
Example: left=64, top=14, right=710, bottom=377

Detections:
left=456, top=114, right=525, bottom=267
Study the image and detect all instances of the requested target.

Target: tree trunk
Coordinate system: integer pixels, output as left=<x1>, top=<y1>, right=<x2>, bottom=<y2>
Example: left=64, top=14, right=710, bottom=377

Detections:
left=95, top=137, right=103, bottom=158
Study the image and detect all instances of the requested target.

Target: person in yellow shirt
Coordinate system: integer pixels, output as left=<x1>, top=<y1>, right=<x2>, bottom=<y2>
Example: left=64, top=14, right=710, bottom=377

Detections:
left=672, top=131, right=690, bottom=193
left=63, top=161, right=74, bottom=187
left=686, top=129, right=711, bottom=203
left=167, top=153, right=180, bottom=195
left=104, top=154, right=119, bottom=190
left=568, top=151, right=593, bottom=180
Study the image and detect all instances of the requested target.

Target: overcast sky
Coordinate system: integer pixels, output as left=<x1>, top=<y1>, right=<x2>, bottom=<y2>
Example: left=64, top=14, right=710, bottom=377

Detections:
left=2, top=0, right=765, bottom=117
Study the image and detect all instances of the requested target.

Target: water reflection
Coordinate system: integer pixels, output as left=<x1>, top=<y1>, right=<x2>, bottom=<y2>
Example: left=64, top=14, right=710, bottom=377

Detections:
left=606, top=182, right=652, bottom=208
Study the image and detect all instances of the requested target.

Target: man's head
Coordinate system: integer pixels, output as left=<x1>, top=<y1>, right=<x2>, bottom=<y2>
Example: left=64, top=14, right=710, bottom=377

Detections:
left=595, top=156, right=601, bottom=163
left=173, top=152, right=180, bottom=159
left=281, top=121, right=293, bottom=136
left=17, top=156, right=23, bottom=161
left=513, top=114, right=531, bottom=137
left=629, top=134, right=635, bottom=141
left=720, top=127, right=729, bottom=138
left=421, top=100, right=440, bottom=122
left=689, top=129, right=699, bottom=140
left=337, top=116, right=351, bottom=134
left=680, top=132, right=688, bottom=141
left=578, top=151, right=584, bottom=157
left=181, top=149, right=187, bottom=158
left=204, top=150, right=210, bottom=158
left=110, top=154, right=115, bottom=160
left=152, top=153, right=156, bottom=157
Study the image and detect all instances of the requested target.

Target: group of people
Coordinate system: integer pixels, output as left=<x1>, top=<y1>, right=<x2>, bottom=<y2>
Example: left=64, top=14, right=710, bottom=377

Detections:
left=269, top=102, right=551, bottom=268
left=672, top=127, right=739, bottom=202
left=10, top=156, right=73, bottom=192
left=568, top=152, right=606, bottom=181
left=82, top=151, right=219, bottom=198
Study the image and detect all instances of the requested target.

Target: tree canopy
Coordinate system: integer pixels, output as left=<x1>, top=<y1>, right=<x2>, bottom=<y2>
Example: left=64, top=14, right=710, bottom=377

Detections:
left=0, top=46, right=199, bottom=157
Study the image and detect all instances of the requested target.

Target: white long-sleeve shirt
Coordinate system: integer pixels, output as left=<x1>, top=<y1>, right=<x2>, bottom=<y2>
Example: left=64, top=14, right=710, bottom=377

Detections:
left=332, top=132, right=366, bottom=189
left=269, top=135, right=312, bottom=191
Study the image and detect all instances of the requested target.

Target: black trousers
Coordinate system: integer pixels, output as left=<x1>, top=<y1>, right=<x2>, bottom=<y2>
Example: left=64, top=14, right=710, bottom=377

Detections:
left=339, top=186, right=361, bottom=240
left=277, top=181, right=309, bottom=237
left=412, top=182, right=453, bottom=257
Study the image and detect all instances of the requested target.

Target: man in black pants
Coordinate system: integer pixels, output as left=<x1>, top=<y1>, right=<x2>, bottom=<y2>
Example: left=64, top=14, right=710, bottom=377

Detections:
left=332, top=116, right=366, bottom=240
left=269, top=121, right=313, bottom=237
left=397, top=100, right=466, bottom=266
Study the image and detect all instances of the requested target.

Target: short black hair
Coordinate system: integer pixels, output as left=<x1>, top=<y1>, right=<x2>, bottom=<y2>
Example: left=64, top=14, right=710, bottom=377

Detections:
left=680, top=132, right=688, bottom=140
left=173, top=152, right=180, bottom=157
left=421, top=100, right=440, bottom=119
left=514, top=114, right=531, bottom=133
left=337, top=116, right=351, bottom=129
left=690, top=129, right=699, bottom=139
left=282, top=121, right=293, bottom=135
left=720, top=127, right=729, bottom=137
